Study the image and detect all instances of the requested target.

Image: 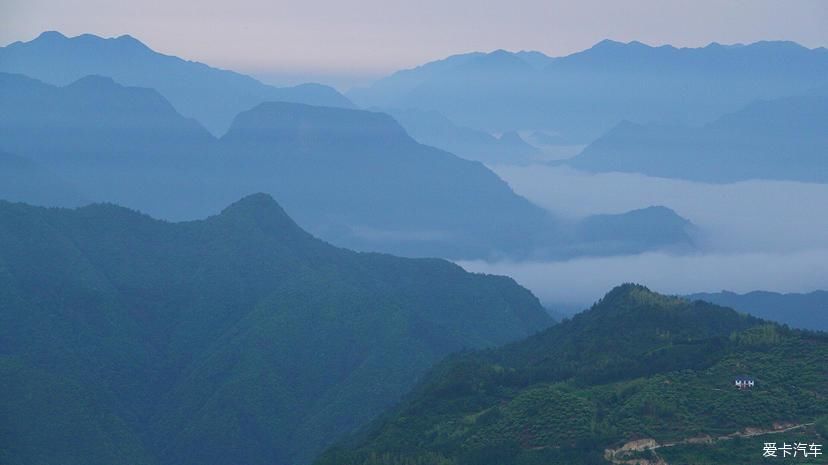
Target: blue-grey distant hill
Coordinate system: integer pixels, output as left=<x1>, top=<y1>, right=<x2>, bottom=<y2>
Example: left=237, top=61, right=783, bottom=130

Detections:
left=0, top=72, right=214, bottom=163
left=349, top=41, right=828, bottom=143
left=213, top=101, right=557, bottom=258
left=688, top=290, right=828, bottom=332
left=570, top=206, right=697, bottom=256
left=0, top=72, right=696, bottom=260
left=0, top=31, right=354, bottom=135
left=567, top=95, right=828, bottom=183
left=379, top=107, right=540, bottom=164
left=0, top=151, right=86, bottom=207
left=0, top=72, right=216, bottom=213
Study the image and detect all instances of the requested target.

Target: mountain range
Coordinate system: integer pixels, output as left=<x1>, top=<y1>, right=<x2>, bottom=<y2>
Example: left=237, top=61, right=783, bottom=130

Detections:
left=379, top=107, right=541, bottom=164
left=0, top=150, right=86, bottom=207
left=0, top=31, right=354, bottom=135
left=689, top=290, right=828, bottom=332
left=349, top=41, right=828, bottom=143
left=316, top=285, right=828, bottom=465
left=2, top=27, right=827, bottom=465
left=0, top=194, right=552, bottom=465
left=0, top=71, right=696, bottom=260
left=566, top=95, right=828, bottom=183
left=0, top=72, right=216, bottom=215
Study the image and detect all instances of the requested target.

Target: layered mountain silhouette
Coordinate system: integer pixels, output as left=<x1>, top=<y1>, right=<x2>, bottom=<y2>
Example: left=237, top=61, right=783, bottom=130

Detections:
left=0, top=72, right=214, bottom=164
left=0, top=31, right=354, bottom=134
left=381, top=107, right=540, bottom=164
left=690, top=290, right=828, bottom=331
left=567, top=95, right=828, bottom=183
left=316, top=285, right=828, bottom=465
left=214, top=102, right=557, bottom=258
left=0, top=73, right=696, bottom=259
left=0, top=72, right=216, bottom=216
left=0, top=150, right=87, bottom=207
left=349, top=41, right=828, bottom=143
left=0, top=194, right=552, bottom=465
left=2, top=29, right=825, bottom=465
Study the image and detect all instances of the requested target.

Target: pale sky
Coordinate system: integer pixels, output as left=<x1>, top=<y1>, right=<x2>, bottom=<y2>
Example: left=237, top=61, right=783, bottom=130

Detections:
left=3, top=0, right=827, bottom=88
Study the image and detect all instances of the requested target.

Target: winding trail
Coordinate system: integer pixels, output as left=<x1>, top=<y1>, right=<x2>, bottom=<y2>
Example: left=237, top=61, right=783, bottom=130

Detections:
left=604, top=422, right=814, bottom=465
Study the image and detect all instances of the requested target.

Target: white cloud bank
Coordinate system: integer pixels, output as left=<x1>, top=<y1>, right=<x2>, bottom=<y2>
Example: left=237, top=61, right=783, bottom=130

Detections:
left=459, top=249, right=828, bottom=310
left=467, top=165, right=828, bottom=309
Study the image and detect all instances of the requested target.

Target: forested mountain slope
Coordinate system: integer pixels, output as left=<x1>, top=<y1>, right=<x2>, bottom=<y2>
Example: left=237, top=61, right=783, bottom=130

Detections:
left=317, top=285, right=828, bottom=465
left=0, top=194, right=552, bottom=465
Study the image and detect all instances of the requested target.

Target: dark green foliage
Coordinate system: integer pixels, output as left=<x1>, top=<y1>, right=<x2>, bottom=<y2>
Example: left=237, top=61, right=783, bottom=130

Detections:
left=0, top=195, right=552, bottom=465
left=315, top=285, right=828, bottom=465
left=817, top=416, right=828, bottom=437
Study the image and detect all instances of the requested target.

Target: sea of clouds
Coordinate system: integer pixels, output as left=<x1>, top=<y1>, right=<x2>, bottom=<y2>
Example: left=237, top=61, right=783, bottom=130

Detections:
left=458, top=165, right=828, bottom=312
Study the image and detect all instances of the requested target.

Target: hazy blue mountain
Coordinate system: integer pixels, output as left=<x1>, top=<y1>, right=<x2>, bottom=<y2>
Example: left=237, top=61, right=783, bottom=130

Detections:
left=0, top=73, right=696, bottom=259
left=0, top=73, right=556, bottom=258
left=214, top=102, right=557, bottom=258
left=215, top=102, right=696, bottom=258
left=688, top=290, right=828, bottom=331
left=349, top=49, right=539, bottom=102
left=348, top=49, right=543, bottom=134
left=315, top=285, right=828, bottom=465
left=380, top=107, right=540, bottom=164
left=527, top=130, right=570, bottom=146
left=0, top=31, right=354, bottom=135
left=514, top=50, right=556, bottom=69
left=0, top=72, right=214, bottom=164
left=567, top=95, right=828, bottom=183
left=571, top=206, right=696, bottom=255
left=0, top=72, right=216, bottom=216
left=349, top=41, right=828, bottom=142
left=349, top=50, right=518, bottom=108
left=0, top=151, right=87, bottom=207
left=810, top=82, right=828, bottom=96
left=0, top=194, right=552, bottom=465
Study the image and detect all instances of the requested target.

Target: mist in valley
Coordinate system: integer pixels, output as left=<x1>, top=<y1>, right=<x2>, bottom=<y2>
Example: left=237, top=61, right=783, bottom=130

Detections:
left=459, top=164, right=828, bottom=311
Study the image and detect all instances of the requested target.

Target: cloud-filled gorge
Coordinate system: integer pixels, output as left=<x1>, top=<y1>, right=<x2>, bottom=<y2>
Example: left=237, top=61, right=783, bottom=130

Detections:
left=458, top=165, right=828, bottom=310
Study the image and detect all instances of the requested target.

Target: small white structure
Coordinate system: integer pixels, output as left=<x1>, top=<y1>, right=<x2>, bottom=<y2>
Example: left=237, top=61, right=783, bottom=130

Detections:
left=734, top=376, right=755, bottom=390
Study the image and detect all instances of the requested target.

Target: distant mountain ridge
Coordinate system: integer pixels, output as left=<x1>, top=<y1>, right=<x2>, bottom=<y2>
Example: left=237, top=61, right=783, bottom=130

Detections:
left=0, top=72, right=215, bottom=215
left=211, top=101, right=558, bottom=258
left=0, top=31, right=354, bottom=135
left=0, top=150, right=86, bottom=207
left=0, top=72, right=214, bottom=162
left=380, top=107, right=541, bottom=164
left=349, top=40, right=828, bottom=142
left=689, top=289, right=828, bottom=331
left=567, top=95, right=828, bottom=183
left=0, top=194, right=552, bottom=465
left=0, top=72, right=697, bottom=260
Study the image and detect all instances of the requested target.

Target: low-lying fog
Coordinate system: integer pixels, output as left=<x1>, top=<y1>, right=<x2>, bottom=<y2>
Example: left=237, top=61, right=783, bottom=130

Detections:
left=458, top=164, right=828, bottom=313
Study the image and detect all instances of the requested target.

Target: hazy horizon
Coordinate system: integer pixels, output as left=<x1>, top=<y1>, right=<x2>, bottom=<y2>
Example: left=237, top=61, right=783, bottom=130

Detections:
left=3, top=0, right=828, bottom=89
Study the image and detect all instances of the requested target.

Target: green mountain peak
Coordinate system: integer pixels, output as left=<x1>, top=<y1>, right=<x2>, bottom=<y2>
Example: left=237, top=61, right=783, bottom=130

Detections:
left=315, top=287, right=828, bottom=465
